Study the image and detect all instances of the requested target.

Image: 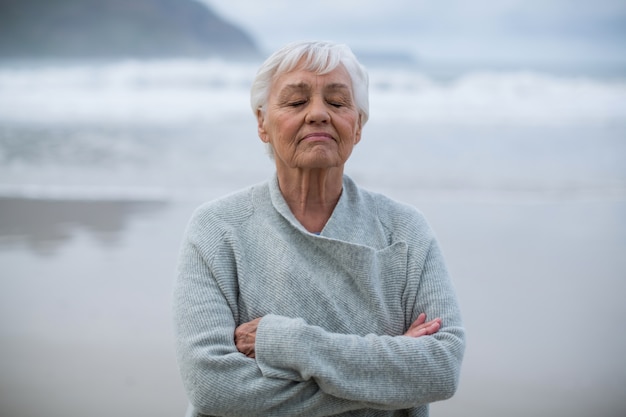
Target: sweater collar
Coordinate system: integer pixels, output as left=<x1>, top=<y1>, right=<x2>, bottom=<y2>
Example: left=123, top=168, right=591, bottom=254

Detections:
left=268, top=174, right=359, bottom=237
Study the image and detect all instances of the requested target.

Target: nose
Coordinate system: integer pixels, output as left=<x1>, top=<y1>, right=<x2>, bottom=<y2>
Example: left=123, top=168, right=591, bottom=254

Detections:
left=304, top=95, right=330, bottom=124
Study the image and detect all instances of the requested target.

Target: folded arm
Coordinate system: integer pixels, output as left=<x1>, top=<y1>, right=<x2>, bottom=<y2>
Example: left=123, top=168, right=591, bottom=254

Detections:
left=235, top=313, right=441, bottom=358
left=237, top=239, right=464, bottom=409
left=252, top=315, right=462, bottom=408
left=174, top=228, right=464, bottom=415
left=173, top=240, right=368, bottom=417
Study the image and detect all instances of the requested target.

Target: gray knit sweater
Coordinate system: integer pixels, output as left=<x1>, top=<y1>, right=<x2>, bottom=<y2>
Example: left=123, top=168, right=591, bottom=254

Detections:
left=173, top=175, right=465, bottom=417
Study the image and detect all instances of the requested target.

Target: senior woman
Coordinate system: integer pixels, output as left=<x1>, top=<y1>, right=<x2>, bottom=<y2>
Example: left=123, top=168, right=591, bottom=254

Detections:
left=173, top=41, right=465, bottom=417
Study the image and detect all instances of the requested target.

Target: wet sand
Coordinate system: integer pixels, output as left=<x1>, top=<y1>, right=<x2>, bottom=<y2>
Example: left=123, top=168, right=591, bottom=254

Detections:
left=1, top=195, right=625, bottom=417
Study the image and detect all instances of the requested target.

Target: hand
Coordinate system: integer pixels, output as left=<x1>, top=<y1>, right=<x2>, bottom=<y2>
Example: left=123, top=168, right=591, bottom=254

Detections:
left=235, top=317, right=262, bottom=358
left=404, top=313, right=441, bottom=338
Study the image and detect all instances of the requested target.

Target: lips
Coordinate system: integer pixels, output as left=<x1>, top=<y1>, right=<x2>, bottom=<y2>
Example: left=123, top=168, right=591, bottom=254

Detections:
left=300, top=132, right=334, bottom=142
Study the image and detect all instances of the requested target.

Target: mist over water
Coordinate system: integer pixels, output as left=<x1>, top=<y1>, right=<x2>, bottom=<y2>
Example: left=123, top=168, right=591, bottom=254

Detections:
left=1, top=58, right=625, bottom=203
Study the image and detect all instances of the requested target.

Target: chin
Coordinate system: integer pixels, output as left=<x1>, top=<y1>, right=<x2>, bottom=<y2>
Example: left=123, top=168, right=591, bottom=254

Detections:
left=302, top=154, right=343, bottom=169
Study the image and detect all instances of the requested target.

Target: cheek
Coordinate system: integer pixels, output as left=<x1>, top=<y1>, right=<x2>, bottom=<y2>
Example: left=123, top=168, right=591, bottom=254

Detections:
left=272, top=118, right=299, bottom=144
left=343, top=116, right=362, bottom=143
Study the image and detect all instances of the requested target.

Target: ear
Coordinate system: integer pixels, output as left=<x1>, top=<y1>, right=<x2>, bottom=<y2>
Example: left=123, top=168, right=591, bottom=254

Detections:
left=354, top=114, right=363, bottom=145
left=256, top=109, right=269, bottom=143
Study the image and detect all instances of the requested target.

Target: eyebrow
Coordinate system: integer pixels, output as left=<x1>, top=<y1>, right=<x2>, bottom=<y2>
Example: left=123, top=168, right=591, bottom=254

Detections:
left=278, top=82, right=352, bottom=96
left=324, top=83, right=351, bottom=92
left=279, top=82, right=310, bottom=95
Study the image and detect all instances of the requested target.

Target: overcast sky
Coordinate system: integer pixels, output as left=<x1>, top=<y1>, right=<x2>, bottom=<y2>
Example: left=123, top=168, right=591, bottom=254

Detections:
left=200, top=0, right=626, bottom=68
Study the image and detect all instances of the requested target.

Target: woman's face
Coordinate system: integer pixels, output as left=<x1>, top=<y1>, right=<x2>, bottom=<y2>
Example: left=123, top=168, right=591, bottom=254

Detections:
left=257, top=64, right=362, bottom=173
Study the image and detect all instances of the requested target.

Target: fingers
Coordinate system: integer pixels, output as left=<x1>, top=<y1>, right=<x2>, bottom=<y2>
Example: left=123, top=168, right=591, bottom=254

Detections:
left=404, top=315, right=442, bottom=338
left=414, top=313, right=427, bottom=327
left=235, top=332, right=256, bottom=357
left=235, top=317, right=262, bottom=358
left=405, top=313, right=426, bottom=333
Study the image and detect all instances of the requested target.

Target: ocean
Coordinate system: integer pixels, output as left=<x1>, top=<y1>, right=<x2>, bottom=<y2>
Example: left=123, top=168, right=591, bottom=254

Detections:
left=1, top=59, right=625, bottom=416
left=1, top=58, right=625, bottom=202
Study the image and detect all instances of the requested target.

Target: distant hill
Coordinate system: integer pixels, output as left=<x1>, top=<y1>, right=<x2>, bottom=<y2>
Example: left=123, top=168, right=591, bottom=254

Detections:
left=0, top=0, right=260, bottom=59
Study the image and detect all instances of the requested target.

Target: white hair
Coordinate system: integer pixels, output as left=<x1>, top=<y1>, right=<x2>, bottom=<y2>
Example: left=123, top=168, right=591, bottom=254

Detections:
left=250, top=41, right=370, bottom=158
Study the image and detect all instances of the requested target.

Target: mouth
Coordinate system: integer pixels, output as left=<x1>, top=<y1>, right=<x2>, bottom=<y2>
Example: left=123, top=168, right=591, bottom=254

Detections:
left=300, top=132, right=335, bottom=142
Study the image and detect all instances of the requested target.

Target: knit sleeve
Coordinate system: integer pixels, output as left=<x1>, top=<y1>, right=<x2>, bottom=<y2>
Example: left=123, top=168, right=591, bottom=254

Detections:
left=173, top=231, right=374, bottom=417
left=254, top=237, right=465, bottom=409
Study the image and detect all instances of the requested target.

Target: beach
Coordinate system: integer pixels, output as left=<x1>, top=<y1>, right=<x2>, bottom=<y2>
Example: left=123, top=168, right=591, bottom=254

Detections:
left=1, top=58, right=625, bottom=416
left=1, top=192, right=625, bottom=416
left=0, top=197, right=190, bottom=416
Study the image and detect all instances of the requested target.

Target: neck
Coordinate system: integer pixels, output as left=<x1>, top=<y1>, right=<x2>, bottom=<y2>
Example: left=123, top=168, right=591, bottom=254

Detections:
left=277, top=167, right=344, bottom=233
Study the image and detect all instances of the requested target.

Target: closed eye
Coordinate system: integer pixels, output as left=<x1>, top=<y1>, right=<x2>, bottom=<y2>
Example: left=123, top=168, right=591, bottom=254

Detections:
left=326, top=94, right=351, bottom=108
left=288, top=100, right=307, bottom=107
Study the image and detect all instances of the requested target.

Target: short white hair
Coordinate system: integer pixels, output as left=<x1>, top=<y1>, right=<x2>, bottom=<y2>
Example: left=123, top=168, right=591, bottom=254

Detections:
left=250, top=40, right=370, bottom=125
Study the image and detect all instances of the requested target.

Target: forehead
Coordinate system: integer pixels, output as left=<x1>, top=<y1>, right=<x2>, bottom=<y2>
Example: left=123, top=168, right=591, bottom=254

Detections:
left=271, top=65, right=353, bottom=94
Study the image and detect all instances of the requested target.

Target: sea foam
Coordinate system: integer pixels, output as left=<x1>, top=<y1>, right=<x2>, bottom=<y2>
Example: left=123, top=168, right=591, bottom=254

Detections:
left=0, top=59, right=624, bottom=126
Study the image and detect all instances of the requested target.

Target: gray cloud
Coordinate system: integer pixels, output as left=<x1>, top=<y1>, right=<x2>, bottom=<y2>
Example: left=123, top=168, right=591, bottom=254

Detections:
left=199, top=0, right=626, bottom=66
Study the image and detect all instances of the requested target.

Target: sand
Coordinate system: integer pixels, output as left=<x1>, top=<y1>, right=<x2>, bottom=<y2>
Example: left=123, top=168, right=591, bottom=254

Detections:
left=1, top=195, right=625, bottom=417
